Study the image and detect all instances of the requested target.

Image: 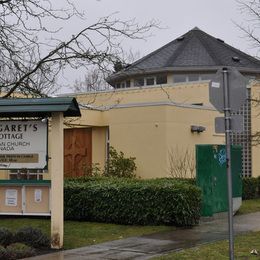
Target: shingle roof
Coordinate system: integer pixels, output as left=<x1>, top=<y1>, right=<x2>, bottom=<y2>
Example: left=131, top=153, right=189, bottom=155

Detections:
left=107, top=27, right=260, bottom=83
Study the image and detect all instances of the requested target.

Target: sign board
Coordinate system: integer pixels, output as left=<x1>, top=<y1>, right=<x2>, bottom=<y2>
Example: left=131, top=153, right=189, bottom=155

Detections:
left=215, top=115, right=244, bottom=133
left=5, top=189, right=17, bottom=206
left=0, top=120, right=48, bottom=169
left=209, top=67, right=249, bottom=113
left=34, top=189, right=42, bottom=203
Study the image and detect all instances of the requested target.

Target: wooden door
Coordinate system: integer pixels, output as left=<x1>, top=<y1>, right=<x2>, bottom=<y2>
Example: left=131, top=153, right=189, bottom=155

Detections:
left=64, top=128, right=92, bottom=178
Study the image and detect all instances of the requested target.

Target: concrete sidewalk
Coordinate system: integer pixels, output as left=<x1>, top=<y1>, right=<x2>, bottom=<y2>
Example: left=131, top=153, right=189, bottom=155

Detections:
left=25, top=212, right=260, bottom=260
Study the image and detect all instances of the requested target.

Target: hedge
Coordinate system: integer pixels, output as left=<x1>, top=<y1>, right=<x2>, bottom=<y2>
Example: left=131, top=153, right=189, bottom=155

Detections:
left=64, top=177, right=201, bottom=227
left=242, top=177, right=260, bottom=200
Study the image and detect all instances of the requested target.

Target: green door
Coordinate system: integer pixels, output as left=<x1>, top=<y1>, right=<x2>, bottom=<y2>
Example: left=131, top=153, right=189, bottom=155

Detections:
left=196, top=145, right=216, bottom=217
left=211, top=146, right=228, bottom=213
left=196, top=144, right=242, bottom=217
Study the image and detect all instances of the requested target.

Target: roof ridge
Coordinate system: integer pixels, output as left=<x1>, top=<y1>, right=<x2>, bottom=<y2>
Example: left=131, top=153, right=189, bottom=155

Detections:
left=165, top=30, right=193, bottom=67
left=195, top=29, right=260, bottom=66
left=194, top=30, right=222, bottom=65
left=123, top=31, right=189, bottom=71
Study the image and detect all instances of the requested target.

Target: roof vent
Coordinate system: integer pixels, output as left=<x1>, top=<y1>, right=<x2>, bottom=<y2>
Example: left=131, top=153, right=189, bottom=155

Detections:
left=177, top=36, right=185, bottom=41
left=232, top=56, right=240, bottom=62
left=217, top=38, right=224, bottom=43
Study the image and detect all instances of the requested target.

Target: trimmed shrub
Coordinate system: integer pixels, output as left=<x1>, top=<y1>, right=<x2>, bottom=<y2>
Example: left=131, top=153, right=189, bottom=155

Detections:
left=0, top=245, right=8, bottom=260
left=14, top=227, right=50, bottom=249
left=64, top=178, right=201, bottom=227
left=6, top=243, right=35, bottom=259
left=242, top=177, right=259, bottom=200
left=0, top=228, right=13, bottom=247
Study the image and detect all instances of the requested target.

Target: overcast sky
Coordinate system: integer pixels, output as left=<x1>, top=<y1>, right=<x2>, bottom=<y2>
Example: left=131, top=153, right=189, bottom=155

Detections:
left=57, top=0, right=255, bottom=93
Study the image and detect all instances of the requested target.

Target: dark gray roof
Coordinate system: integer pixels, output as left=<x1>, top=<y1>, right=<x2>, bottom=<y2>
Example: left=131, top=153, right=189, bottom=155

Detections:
left=107, top=27, right=260, bottom=83
left=0, top=97, right=81, bottom=118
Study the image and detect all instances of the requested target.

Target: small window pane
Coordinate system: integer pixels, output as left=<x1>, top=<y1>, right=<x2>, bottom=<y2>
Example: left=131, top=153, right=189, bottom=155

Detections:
left=200, top=74, right=214, bottom=81
left=126, top=80, right=130, bottom=88
left=146, top=77, right=155, bottom=86
left=173, top=75, right=186, bottom=83
left=188, top=74, right=199, bottom=82
left=115, top=83, right=121, bottom=88
left=156, top=75, right=167, bottom=84
left=134, top=78, right=144, bottom=87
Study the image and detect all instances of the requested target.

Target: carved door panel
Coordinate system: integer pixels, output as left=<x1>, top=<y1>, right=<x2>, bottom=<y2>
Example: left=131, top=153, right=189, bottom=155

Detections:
left=64, top=128, right=92, bottom=178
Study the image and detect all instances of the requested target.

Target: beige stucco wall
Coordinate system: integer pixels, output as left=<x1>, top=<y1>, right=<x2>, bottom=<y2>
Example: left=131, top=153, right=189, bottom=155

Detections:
left=71, top=80, right=260, bottom=178
left=67, top=82, right=223, bottom=178
left=0, top=170, right=9, bottom=179
left=92, top=127, right=107, bottom=170
left=75, top=82, right=211, bottom=110
left=107, top=105, right=223, bottom=178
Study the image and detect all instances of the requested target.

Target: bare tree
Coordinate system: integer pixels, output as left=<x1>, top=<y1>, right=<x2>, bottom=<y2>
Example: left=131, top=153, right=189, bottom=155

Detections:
left=168, top=146, right=195, bottom=179
left=236, top=0, right=260, bottom=58
left=73, top=68, right=112, bottom=92
left=73, top=50, right=141, bottom=93
left=0, top=0, right=159, bottom=97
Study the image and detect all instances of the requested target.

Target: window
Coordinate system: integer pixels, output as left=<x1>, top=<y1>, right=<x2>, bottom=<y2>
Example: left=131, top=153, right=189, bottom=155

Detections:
left=114, top=81, right=131, bottom=88
left=126, top=80, right=131, bottom=88
left=173, top=74, right=186, bottom=83
left=156, top=75, right=167, bottom=85
left=188, top=74, right=199, bottom=81
left=134, top=78, right=144, bottom=87
left=200, top=74, right=214, bottom=81
left=146, top=77, right=155, bottom=86
left=9, top=170, right=44, bottom=180
left=173, top=73, right=214, bottom=83
left=115, top=83, right=121, bottom=88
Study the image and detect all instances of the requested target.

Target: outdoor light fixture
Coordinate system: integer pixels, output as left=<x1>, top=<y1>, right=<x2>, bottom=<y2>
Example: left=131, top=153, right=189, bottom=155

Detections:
left=190, top=125, right=206, bottom=133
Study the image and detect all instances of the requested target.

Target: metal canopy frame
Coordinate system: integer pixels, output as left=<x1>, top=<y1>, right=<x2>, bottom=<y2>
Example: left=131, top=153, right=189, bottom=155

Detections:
left=0, top=97, right=81, bottom=118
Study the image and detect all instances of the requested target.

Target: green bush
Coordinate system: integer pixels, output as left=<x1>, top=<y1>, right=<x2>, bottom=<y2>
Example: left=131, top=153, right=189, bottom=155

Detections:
left=0, top=245, right=8, bottom=260
left=6, top=243, right=35, bottom=259
left=258, top=176, right=260, bottom=197
left=64, top=178, right=201, bottom=227
left=14, top=227, right=50, bottom=249
left=104, top=146, right=137, bottom=178
left=0, top=228, right=13, bottom=247
left=82, top=163, right=102, bottom=177
left=242, top=177, right=259, bottom=200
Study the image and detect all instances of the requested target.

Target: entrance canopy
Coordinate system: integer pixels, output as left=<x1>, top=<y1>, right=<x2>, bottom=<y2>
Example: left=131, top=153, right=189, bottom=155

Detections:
left=0, top=97, right=81, bottom=118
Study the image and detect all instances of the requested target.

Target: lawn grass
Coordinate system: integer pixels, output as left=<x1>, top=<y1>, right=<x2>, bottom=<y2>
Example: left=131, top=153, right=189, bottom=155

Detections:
left=236, top=198, right=260, bottom=215
left=0, top=217, right=174, bottom=249
left=153, top=231, right=260, bottom=260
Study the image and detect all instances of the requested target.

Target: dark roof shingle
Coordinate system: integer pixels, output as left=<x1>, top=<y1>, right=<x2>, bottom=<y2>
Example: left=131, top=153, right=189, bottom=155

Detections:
left=107, top=27, right=260, bottom=83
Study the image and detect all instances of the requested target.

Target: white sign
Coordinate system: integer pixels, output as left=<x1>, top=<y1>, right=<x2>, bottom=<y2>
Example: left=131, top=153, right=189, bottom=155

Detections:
left=5, top=189, right=17, bottom=206
left=34, top=189, right=42, bottom=203
left=0, top=120, right=48, bottom=169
